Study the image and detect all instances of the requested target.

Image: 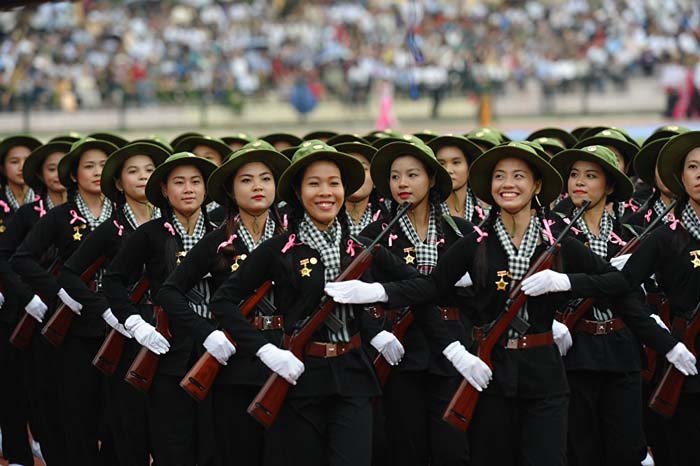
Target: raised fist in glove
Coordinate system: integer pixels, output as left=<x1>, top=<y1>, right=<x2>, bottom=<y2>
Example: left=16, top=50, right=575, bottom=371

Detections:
left=371, top=330, right=405, bottom=365
left=57, top=288, right=82, bottom=315
left=650, top=314, right=669, bottom=332
left=256, top=343, right=305, bottom=384
left=521, top=270, right=571, bottom=296
left=25, top=295, right=48, bottom=323
left=324, top=280, right=388, bottom=304
left=102, top=308, right=132, bottom=338
left=125, top=315, right=170, bottom=354
left=610, top=254, right=631, bottom=271
left=665, top=343, right=698, bottom=376
left=443, top=341, right=492, bottom=391
left=454, top=271, right=473, bottom=288
left=552, top=320, right=573, bottom=356
left=203, top=330, right=236, bottom=365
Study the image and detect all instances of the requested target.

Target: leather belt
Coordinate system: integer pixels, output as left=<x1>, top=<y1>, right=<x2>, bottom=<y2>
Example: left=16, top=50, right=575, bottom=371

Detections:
left=251, top=315, right=284, bottom=331
left=439, top=307, right=460, bottom=321
left=367, top=306, right=398, bottom=321
left=575, top=318, right=625, bottom=335
left=503, top=331, right=553, bottom=350
left=284, top=333, right=362, bottom=358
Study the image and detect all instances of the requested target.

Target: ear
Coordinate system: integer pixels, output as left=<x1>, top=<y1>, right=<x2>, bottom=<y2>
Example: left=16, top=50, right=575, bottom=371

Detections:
left=160, top=182, right=168, bottom=201
left=533, top=179, right=542, bottom=196
left=115, top=178, right=124, bottom=193
left=605, top=183, right=615, bottom=197
left=429, top=173, right=436, bottom=189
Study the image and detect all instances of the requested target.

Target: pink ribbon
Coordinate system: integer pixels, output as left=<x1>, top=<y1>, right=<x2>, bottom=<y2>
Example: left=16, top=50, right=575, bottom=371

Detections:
left=473, top=225, right=489, bottom=243
left=69, top=209, right=86, bottom=224
left=435, top=238, right=445, bottom=247
left=542, top=219, right=555, bottom=245
left=644, top=209, right=653, bottom=223
left=474, top=205, right=486, bottom=220
left=113, top=220, right=124, bottom=237
left=217, top=233, right=237, bottom=253
left=623, top=199, right=639, bottom=213
left=282, top=214, right=288, bottom=230
left=346, top=239, right=356, bottom=257
left=33, top=199, right=47, bottom=218
left=382, top=223, right=398, bottom=247
left=562, top=218, right=581, bottom=235
left=0, top=200, right=8, bottom=214
left=373, top=209, right=381, bottom=221
left=281, top=233, right=301, bottom=253
left=668, top=214, right=679, bottom=231
left=609, top=232, right=627, bottom=246
left=163, top=222, right=175, bottom=236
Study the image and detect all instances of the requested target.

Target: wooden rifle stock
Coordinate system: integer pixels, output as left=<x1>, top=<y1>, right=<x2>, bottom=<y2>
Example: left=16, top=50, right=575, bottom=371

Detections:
left=10, top=260, right=62, bottom=350
left=444, top=202, right=589, bottom=432
left=92, top=277, right=151, bottom=376
left=41, top=255, right=107, bottom=347
left=124, top=306, right=172, bottom=393
left=180, top=280, right=273, bottom=402
left=373, top=309, right=414, bottom=387
left=649, top=303, right=700, bottom=418
left=248, top=201, right=413, bottom=428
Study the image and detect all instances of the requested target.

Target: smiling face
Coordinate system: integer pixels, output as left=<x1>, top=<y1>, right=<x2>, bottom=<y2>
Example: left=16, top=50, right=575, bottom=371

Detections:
left=389, top=155, right=434, bottom=207
left=490, top=157, right=541, bottom=214
left=436, top=145, right=469, bottom=192
left=346, top=153, right=373, bottom=202
left=74, top=149, right=108, bottom=196
left=567, top=160, right=612, bottom=208
left=681, top=147, right=700, bottom=207
left=192, top=144, right=224, bottom=167
left=3, top=145, right=32, bottom=188
left=231, top=161, right=276, bottom=216
left=297, top=159, right=344, bottom=230
left=161, top=164, right=206, bottom=217
left=41, top=151, right=67, bottom=195
left=116, top=155, right=156, bottom=204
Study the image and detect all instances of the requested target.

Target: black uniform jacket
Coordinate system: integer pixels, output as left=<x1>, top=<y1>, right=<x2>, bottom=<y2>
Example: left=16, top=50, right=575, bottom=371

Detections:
left=382, top=218, right=630, bottom=398
left=209, top=232, right=449, bottom=399
left=623, top=222, right=700, bottom=393
left=361, top=214, right=474, bottom=376
left=102, top=216, right=215, bottom=377
left=157, top=226, right=276, bottom=386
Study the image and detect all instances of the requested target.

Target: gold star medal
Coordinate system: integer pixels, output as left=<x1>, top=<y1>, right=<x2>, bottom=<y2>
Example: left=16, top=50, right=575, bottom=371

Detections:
left=690, top=251, right=700, bottom=269
left=0, top=223, right=5, bottom=233
left=495, top=270, right=511, bottom=291
left=72, top=226, right=82, bottom=241
left=176, top=251, right=187, bottom=265
left=403, top=247, right=415, bottom=265
left=230, top=254, right=248, bottom=272
left=299, top=258, right=312, bottom=277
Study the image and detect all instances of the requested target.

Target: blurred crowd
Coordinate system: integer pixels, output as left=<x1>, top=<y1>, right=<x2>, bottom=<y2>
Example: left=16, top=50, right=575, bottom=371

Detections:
left=0, top=0, right=699, bottom=115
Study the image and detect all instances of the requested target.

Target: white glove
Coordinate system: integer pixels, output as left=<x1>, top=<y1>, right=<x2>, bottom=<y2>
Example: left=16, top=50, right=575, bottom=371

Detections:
left=650, top=314, right=669, bottom=332
left=125, top=314, right=170, bottom=354
left=101, top=308, right=132, bottom=338
left=324, top=280, right=388, bottom=304
left=442, top=341, right=492, bottom=391
left=552, top=320, right=573, bottom=356
left=454, top=271, right=473, bottom=288
left=521, top=270, right=571, bottom=296
left=57, top=288, right=82, bottom=315
left=610, top=253, right=631, bottom=271
left=0, top=291, right=4, bottom=308
left=370, top=330, right=405, bottom=365
left=665, top=342, right=698, bottom=376
left=203, top=330, right=236, bottom=365
left=25, top=295, right=48, bottom=323
left=256, top=343, right=305, bottom=384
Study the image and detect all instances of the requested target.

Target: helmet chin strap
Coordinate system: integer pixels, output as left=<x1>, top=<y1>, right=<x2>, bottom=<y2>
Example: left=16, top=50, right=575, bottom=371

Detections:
left=239, top=205, right=268, bottom=234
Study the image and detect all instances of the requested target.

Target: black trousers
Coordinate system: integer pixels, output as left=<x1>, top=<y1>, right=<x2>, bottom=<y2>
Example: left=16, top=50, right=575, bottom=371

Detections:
left=264, top=395, right=373, bottom=466
left=212, top=384, right=266, bottom=466
left=0, top=322, right=33, bottom=466
left=642, top=380, right=675, bottom=466
left=567, top=370, right=646, bottom=466
left=469, top=393, right=568, bottom=466
left=383, top=370, right=469, bottom=466
left=668, top=392, right=700, bottom=466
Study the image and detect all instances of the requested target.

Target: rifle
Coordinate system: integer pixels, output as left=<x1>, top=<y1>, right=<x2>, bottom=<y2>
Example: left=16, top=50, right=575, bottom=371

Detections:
left=443, top=202, right=589, bottom=432
left=248, top=201, right=413, bottom=428
left=648, top=301, right=700, bottom=418
left=92, top=277, right=151, bottom=376
left=40, top=255, right=107, bottom=347
left=179, top=280, right=274, bottom=402
left=10, top=259, right=63, bottom=350
left=373, top=308, right=414, bottom=387
left=560, top=200, right=677, bottom=332
left=124, top=305, right=172, bottom=393
left=641, top=293, right=670, bottom=383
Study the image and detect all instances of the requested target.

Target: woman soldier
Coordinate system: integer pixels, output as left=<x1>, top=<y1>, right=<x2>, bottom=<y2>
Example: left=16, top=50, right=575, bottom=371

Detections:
left=327, top=142, right=638, bottom=465
left=354, top=135, right=475, bottom=466
left=0, top=138, right=69, bottom=466
left=623, top=131, right=700, bottom=465
left=157, top=140, right=289, bottom=466
left=548, top=144, right=695, bottom=466
left=0, top=135, right=42, bottom=233
left=102, top=152, right=217, bottom=466
left=11, top=137, right=117, bottom=466
left=428, top=133, right=485, bottom=224
left=209, top=140, right=463, bottom=466
left=56, top=141, right=169, bottom=466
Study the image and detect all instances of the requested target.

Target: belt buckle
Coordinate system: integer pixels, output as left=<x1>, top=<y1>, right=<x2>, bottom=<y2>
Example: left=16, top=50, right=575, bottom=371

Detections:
left=595, top=323, right=607, bottom=335
left=505, top=338, right=519, bottom=349
left=325, top=344, right=337, bottom=357
left=261, top=315, right=275, bottom=330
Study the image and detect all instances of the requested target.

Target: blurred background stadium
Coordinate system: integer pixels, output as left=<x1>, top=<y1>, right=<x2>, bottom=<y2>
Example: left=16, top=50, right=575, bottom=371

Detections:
left=1, top=0, right=699, bottom=141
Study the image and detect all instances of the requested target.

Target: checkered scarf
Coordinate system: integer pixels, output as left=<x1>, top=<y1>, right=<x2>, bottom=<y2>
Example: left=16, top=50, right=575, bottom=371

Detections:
left=171, top=213, right=211, bottom=319
left=46, top=195, right=54, bottom=210
left=652, top=198, right=676, bottom=225
left=206, top=201, right=220, bottom=213
left=298, top=214, right=352, bottom=343
left=398, top=206, right=440, bottom=275
left=122, top=203, right=160, bottom=231
left=576, top=210, right=614, bottom=259
left=75, top=193, right=113, bottom=230
left=346, top=204, right=375, bottom=237
left=682, top=203, right=700, bottom=242
left=4, top=185, right=34, bottom=211
left=440, top=189, right=475, bottom=222
left=237, top=214, right=276, bottom=252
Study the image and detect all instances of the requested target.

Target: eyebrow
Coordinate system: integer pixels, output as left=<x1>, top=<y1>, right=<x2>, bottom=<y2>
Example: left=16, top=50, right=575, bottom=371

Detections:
left=238, top=170, right=272, bottom=177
